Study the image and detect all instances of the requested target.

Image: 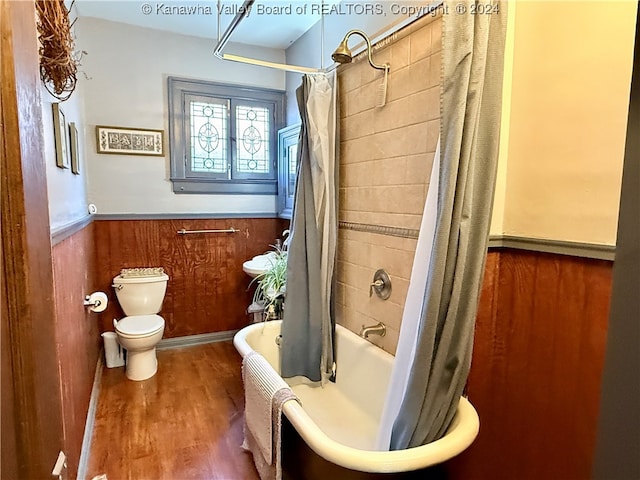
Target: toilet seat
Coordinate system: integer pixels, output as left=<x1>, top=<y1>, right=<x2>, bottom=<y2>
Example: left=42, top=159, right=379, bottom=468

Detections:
left=115, top=314, right=164, bottom=338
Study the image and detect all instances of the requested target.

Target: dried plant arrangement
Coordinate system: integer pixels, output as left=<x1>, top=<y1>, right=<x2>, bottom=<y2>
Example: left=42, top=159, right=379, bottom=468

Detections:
left=36, top=0, right=79, bottom=101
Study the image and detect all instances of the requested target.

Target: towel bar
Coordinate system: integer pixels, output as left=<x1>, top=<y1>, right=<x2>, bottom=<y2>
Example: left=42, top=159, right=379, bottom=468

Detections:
left=177, top=228, right=238, bottom=235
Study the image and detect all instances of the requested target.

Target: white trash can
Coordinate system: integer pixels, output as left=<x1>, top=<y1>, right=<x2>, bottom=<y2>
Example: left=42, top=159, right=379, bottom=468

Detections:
left=102, top=332, right=125, bottom=368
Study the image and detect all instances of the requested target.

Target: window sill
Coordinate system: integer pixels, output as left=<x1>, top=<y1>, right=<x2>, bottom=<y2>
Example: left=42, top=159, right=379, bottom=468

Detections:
left=171, top=178, right=278, bottom=195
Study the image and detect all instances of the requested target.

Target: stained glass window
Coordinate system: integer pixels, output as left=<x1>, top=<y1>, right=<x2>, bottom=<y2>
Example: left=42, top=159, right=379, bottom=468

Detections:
left=190, top=101, right=228, bottom=174
left=169, top=77, right=284, bottom=195
left=235, top=105, right=270, bottom=174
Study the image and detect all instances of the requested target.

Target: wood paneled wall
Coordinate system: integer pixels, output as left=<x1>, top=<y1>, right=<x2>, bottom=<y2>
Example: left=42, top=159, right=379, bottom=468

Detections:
left=42, top=217, right=285, bottom=476
left=94, top=218, right=287, bottom=337
left=51, top=223, right=101, bottom=479
left=448, top=249, right=612, bottom=479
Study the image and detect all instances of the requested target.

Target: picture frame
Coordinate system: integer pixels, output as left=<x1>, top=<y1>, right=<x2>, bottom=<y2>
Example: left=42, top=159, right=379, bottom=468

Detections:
left=95, top=125, right=164, bottom=156
left=52, top=103, right=70, bottom=169
left=69, top=122, right=80, bottom=175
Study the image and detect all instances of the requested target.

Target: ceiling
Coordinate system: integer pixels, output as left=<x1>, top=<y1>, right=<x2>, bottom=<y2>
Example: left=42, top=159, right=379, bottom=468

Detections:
left=74, top=0, right=333, bottom=49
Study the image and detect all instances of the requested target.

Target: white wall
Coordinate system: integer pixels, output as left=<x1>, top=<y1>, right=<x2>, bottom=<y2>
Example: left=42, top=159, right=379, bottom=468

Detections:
left=499, top=1, right=636, bottom=246
left=75, top=17, right=286, bottom=215
left=42, top=82, right=90, bottom=231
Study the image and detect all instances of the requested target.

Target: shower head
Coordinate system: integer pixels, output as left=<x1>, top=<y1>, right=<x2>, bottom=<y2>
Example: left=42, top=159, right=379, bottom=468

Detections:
left=331, top=29, right=389, bottom=72
left=331, top=37, right=353, bottom=64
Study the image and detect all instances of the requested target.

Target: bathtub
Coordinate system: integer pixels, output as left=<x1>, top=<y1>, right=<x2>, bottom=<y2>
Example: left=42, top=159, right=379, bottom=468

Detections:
left=234, top=320, right=479, bottom=477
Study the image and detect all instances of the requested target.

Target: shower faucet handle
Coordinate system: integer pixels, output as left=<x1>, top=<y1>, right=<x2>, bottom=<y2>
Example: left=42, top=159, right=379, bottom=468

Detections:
left=369, top=279, right=385, bottom=297
left=369, top=269, right=392, bottom=300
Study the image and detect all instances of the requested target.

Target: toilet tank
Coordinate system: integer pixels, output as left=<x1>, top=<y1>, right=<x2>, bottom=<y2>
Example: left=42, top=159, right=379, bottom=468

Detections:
left=112, top=269, right=169, bottom=316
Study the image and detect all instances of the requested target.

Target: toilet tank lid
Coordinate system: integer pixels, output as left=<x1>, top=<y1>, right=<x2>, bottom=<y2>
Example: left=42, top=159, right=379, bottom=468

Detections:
left=116, top=315, right=164, bottom=335
left=113, top=273, right=169, bottom=284
left=121, top=267, right=164, bottom=277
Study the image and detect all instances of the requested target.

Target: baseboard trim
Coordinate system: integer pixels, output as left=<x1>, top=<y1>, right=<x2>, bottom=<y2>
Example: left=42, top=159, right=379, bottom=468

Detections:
left=77, top=352, right=104, bottom=480
left=157, top=330, right=239, bottom=350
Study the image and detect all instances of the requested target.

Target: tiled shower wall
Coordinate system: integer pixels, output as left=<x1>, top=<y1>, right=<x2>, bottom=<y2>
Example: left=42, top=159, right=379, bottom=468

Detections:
left=336, top=15, right=442, bottom=353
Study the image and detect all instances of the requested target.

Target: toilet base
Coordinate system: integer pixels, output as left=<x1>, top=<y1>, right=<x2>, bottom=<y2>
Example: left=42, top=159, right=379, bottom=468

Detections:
left=125, top=348, right=158, bottom=381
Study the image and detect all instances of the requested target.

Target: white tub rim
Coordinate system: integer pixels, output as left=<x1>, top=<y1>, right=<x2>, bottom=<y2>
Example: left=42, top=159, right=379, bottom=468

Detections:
left=234, top=320, right=479, bottom=473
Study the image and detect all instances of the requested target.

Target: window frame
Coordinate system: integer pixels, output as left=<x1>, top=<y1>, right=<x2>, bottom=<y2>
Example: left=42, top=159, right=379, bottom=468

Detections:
left=168, top=77, right=285, bottom=195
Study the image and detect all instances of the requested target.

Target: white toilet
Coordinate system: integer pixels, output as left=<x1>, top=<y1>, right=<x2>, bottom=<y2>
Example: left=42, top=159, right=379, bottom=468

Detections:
left=112, top=268, right=169, bottom=381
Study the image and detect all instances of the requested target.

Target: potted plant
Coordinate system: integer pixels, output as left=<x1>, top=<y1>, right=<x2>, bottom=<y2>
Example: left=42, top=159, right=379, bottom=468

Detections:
left=250, top=246, right=287, bottom=320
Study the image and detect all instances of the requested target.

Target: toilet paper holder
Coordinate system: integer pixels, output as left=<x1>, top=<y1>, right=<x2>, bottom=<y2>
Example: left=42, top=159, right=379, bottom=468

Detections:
left=83, top=292, right=108, bottom=312
left=83, top=295, right=103, bottom=308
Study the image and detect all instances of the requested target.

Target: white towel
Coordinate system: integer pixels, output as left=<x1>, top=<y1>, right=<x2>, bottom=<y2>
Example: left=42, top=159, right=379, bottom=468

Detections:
left=243, top=388, right=297, bottom=480
left=242, top=351, right=298, bottom=480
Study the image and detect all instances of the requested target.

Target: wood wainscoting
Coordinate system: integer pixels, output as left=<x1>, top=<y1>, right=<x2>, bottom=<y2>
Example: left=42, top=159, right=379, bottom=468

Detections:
left=448, top=249, right=613, bottom=480
left=52, top=222, right=101, bottom=479
left=94, top=218, right=288, bottom=337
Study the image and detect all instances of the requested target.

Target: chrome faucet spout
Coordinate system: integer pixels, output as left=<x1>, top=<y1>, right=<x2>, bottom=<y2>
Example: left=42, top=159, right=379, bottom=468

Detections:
left=360, top=322, right=386, bottom=339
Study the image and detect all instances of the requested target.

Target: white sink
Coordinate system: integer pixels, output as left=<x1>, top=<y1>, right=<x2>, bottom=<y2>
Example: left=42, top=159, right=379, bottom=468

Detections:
left=243, top=251, right=278, bottom=278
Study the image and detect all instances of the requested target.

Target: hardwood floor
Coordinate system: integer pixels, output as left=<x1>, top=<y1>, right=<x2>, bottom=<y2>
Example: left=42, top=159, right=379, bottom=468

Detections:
left=86, top=342, right=260, bottom=480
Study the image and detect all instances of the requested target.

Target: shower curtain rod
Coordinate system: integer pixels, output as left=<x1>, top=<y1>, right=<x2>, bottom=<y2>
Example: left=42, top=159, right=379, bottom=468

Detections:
left=212, top=0, right=444, bottom=75
left=213, top=0, right=324, bottom=74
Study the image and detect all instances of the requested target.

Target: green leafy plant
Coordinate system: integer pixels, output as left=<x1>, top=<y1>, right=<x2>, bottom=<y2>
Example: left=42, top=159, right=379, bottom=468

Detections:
left=250, top=246, right=287, bottom=319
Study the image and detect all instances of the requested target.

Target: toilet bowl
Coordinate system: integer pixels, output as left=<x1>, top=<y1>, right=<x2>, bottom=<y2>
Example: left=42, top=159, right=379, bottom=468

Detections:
left=112, top=268, right=169, bottom=381
left=114, top=314, right=165, bottom=381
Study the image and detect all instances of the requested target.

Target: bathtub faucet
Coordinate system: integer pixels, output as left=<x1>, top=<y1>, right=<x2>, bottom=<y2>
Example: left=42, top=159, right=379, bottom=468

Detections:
left=360, top=322, right=386, bottom=339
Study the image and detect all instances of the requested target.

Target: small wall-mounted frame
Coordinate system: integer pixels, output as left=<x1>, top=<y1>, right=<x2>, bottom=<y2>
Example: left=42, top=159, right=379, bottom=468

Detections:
left=52, top=103, right=70, bottom=169
left=69, top=122, right=80, bottom=175
left=96, top=125, right=163, bottom=156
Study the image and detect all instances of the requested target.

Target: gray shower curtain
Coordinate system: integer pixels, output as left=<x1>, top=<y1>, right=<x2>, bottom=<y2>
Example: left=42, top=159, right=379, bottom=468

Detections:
left=389, top=4, right=508, bottom=448
left=280, top=73, right=338, bottom=382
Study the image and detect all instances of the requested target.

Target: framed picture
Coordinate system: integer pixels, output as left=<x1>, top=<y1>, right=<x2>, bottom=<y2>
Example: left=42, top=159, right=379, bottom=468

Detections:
left=69, top=122, right=80, bottom=175
left=52, top=103, right=70, bottom=168
left=96, top=125, right=164, bottom=156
